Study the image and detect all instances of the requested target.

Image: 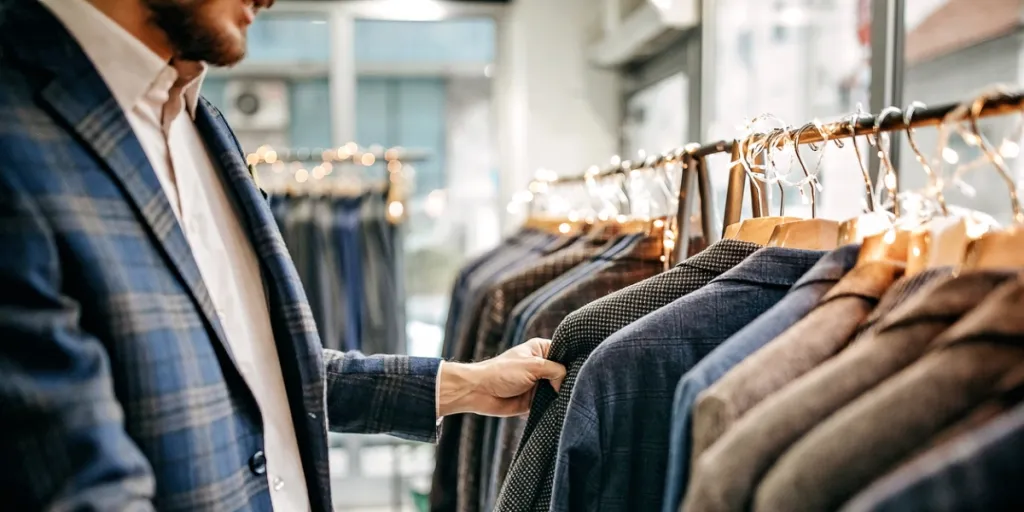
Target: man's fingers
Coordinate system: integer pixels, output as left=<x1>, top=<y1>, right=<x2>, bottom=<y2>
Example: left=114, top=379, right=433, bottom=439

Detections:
left=534, top=358, right=566, bottom=392
left=527, top=338, right=553, bottom=358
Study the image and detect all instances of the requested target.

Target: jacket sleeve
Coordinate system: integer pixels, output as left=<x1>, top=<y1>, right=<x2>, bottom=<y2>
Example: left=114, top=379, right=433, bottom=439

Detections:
left=323, top=349, right=443, bottom=443
left=0, top=177, right=156, bottom=510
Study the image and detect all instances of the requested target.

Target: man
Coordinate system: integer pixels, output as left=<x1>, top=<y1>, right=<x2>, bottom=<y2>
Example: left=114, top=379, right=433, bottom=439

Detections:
left=0, top=0, right=566, bottom=510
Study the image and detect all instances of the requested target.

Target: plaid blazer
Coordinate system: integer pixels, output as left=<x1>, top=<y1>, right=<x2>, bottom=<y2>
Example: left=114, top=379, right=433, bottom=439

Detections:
left=0, top=3, right=440, bottom=511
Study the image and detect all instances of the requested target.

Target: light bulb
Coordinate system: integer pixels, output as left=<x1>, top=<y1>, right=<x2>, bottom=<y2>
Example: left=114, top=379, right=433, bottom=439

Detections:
left=1000, top=140, right=1020, bottom=158
left=558, top=223, right=571, bottom=234
left=388, top=201, right=405, bottom=218
left=264, top=150, right=278, bottom=164
left=942, top=147, right=960, bottom=165
left=884, top=172, right=897, bottom=190
left=295, top=169, right=309, bottom=183
left=361, top=153, right=376, bottom=166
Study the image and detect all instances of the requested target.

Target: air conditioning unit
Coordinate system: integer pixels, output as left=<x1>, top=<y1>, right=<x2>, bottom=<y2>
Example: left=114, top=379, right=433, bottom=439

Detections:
left=588, top=0, right=700, bottom=67
left=224, top=79, right=289, bottom=130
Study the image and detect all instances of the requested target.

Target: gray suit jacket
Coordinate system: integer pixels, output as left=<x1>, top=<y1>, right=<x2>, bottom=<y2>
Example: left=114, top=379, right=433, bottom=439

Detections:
left=756, top=273, right=1024, bottom=512
left=682, top=269, right=1018, bottom=512
left=690, top=261, right=904, bottom=464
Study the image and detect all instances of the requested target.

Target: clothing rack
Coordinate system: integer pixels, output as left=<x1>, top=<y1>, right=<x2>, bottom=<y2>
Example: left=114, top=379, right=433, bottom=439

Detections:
left=532, top=90, right=1024, bottom=257
left=252, top=145, right=433, bottom=224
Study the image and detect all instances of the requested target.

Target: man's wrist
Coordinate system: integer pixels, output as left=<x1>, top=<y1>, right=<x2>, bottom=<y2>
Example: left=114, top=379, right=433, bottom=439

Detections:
left=437, top=361, right=483, bottom=417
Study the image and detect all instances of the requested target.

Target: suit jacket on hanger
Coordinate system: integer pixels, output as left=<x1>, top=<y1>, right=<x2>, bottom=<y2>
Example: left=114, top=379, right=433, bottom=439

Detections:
left=495, top=239, right=762, bottom=512
left=683, top=269, right=1018, bottom=512
left=756, top=275, right=1024, bottom=512
left=484, top=232, right=662, bottom=510
left=661, top=243, right=862, bottom=512
left=690, top=259, right=905, bottom=463
left=454, top=232, right=623, bottom=512
left=840, top=384, right=1024, bottom=512
left=551, top=247, right=826, bottom=512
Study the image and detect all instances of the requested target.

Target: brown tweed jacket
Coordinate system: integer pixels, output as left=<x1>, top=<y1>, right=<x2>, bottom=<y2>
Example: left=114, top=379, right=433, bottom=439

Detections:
left=683, top=269, right=1018, bottom=512
left=756, top=273, right=1024, bottom=512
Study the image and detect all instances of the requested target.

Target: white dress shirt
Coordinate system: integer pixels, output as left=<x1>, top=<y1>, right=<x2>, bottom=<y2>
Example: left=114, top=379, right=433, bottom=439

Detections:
left=39, top=0, right=311, bottom=509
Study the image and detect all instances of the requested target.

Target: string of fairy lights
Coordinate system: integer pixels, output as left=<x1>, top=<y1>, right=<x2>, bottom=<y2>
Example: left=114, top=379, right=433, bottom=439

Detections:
left=247, top=143, right=413, bottom=223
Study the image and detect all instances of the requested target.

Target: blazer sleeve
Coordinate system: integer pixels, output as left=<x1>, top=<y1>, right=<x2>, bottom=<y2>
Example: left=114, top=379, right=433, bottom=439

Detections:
left=323, top=349, right=443, bottom=443
left=0, top=177, right=156, bottom=510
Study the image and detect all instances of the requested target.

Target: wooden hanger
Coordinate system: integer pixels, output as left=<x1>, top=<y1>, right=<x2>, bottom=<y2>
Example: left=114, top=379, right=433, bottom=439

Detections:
left=722, top=132, right=805, bottom=245
left=857, top=228, right=912, bottom=266
left=855, top=107, right=914, bottom=266
left=524, top=214, right=586, bottom=236
left=765, top=123, right=840, bottom=250
left=959, top=90, right=1024, bottom=270
left=837, top=111, right=893, bottom=247
left=900, top=101, right=974, bottom=275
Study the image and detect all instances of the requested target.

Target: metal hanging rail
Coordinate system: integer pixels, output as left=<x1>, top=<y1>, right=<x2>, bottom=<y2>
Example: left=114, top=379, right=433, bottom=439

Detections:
left=547, top=90, right=1024, bottom=181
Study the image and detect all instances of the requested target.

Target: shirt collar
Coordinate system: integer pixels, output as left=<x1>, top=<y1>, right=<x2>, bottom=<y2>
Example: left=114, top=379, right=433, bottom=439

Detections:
left=38, top=0, right=207, bottom=118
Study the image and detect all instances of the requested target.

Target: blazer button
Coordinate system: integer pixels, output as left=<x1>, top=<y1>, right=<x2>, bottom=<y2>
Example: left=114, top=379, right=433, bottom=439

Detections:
left=249, top=450, right=267, bottom=475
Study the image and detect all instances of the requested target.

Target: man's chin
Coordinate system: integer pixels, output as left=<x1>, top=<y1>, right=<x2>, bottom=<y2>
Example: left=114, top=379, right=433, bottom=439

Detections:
left=182, top=33, right=246, bottom=66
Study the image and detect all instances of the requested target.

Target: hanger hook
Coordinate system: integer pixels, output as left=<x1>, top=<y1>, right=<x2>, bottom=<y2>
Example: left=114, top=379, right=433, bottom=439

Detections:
left=749, top=129, right=785, bottom=216
left=967, top=90, right=1024, bottom=224
left=872, top=106, right=903, bottom=217
left=764, top=129, right=787, bottom=216
left=793, top=123, right=822, bottom=218
left=904, top=101, right=950, bottom=216
left=846, top=111, right=876, bottom=212
left=653, top=153, right=677, bottom=215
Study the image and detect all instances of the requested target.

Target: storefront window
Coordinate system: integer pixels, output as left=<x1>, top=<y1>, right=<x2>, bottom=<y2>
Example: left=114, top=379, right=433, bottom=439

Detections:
left=704, top=0, right=871, bottom=226
left=353, top=18, right=499, bottom=360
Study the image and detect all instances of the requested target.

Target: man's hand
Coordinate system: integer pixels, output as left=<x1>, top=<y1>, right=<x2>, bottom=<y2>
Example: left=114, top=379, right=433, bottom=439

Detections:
left=437, top=339, right=567, bottom=417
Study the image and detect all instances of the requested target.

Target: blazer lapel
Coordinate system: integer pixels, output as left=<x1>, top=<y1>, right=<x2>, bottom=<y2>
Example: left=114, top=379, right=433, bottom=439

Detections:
left=193, top=100, right=324, bottom=377
left=193, top=100, right=333, bottom=510
left=3, top=1, right=243, bottom=373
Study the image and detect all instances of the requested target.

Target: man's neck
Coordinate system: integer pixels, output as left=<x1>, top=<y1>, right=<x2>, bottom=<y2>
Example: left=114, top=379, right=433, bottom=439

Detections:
left=85, top=0, right=173, bottom=62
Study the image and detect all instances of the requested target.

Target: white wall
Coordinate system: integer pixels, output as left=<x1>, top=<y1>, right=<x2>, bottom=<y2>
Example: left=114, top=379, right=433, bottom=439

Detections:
left=495, top=0, right=623, bottom=230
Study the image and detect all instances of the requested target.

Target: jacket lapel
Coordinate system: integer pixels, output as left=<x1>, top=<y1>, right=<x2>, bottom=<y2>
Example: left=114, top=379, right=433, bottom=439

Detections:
left=193, top=99, right=324, bottom=378
left=194, top=100, right=333, bottom=511
left=2, top=1, right=244, bottom=374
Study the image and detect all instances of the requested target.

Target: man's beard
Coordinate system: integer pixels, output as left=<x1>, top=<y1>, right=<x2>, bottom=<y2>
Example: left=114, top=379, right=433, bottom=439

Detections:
left=144, top=0, right=245, bottom=66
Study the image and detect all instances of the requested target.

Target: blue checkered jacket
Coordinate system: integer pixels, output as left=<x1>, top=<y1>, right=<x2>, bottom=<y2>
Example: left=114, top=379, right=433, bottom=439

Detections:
left=0, top=2, right=441, bottom=510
